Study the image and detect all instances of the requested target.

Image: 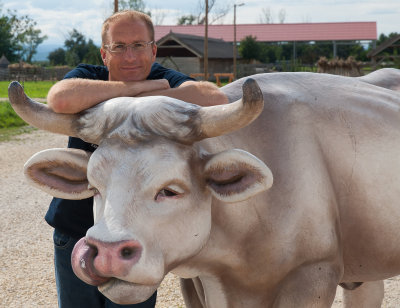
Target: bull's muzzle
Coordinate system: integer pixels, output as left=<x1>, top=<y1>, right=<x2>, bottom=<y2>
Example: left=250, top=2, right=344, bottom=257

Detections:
left=71, top=237, right=142, bottom=286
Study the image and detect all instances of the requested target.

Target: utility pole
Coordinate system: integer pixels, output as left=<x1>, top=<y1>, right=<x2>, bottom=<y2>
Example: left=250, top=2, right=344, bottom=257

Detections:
left=114, top=0, right=118, bottom=13
left=204, top=0, right=209, bottom=81
left=233, top=3, right=244, bottom=80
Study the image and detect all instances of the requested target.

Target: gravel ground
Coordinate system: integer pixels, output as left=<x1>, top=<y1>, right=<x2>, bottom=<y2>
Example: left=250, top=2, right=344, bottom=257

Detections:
left=0, top=130, right=399, bottom=307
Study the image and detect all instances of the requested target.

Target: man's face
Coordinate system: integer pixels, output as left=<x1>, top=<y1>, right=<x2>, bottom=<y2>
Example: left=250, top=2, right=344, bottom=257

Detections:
left=100, top=18, right=157, bottom=82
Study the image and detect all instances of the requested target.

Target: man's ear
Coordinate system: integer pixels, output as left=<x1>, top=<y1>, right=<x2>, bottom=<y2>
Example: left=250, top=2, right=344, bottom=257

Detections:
left=100, top=47, right=107, bottom=65
left=204, top=149, right=273, bottom=203
left=24, top=148, right=94, bottom=200
left=151, top=43, right=157, bottom=62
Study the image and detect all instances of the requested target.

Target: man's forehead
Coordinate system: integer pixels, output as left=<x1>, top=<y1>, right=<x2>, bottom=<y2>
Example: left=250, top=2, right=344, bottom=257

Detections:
left=107, top=18, right=150, bottom=40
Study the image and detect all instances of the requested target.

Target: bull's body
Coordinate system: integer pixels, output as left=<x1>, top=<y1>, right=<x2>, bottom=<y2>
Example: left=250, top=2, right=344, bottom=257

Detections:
left=181, top=70, right=400, bottom=306
left=8, top=68, right=400, bottom=307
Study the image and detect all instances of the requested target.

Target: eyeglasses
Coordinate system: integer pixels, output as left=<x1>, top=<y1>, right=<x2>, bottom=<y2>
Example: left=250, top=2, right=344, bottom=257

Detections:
left=104, top=41, right=154, bottom=54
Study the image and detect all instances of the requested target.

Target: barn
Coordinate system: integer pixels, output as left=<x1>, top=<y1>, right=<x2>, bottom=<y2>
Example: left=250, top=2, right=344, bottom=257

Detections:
left=155, top=22, right=377, bottom=78
left=156, top=32, right=234, bottom=80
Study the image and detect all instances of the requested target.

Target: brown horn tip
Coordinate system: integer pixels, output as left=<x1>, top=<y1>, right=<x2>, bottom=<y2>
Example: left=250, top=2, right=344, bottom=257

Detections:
left=8, top=81, right=25, bottom=102
left=242, top=78, right=264, bottom=111
left=197, top=78, right=264, bottom=140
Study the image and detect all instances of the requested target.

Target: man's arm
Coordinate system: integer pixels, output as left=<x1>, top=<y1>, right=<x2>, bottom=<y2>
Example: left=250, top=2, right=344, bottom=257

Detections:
left=139, top=80, right=229, bottom=106
left=47, top=78, right=170, bottom=114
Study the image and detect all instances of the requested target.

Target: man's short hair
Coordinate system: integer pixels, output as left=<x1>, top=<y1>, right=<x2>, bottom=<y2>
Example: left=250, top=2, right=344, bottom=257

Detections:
left=101, top=10, right=155, bottom=47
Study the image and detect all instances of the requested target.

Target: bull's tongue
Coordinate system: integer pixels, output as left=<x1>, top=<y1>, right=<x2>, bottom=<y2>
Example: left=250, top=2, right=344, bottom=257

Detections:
left=71, top=237, right=110, bottom=286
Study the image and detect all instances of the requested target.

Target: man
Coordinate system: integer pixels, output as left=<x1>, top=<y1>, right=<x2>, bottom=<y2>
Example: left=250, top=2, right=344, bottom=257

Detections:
left=45, top=10, right=228, bottom=308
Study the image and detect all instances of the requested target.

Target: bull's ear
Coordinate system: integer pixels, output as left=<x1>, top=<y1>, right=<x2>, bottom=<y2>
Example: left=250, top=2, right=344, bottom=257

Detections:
left=24, top=148, right=94, bottom=200
left=204, top=149, right=273, bottom=203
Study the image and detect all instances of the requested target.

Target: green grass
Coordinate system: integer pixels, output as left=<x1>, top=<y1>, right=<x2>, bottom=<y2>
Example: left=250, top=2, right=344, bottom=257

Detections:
left=218, top=81, right=230, bottom=87
left=0, top=126, right=36, bottom=142
left=0, top=101, right=27, bottom=128
left=0, top=100, right=38, bottom=142
left=0, top=80, right=55, bottom=98
left=0, top=81, right=51, bottom=140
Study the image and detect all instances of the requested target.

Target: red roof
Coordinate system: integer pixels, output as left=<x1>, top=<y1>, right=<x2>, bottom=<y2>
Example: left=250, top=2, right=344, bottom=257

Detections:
left=155, top=22, right=377, bottom=42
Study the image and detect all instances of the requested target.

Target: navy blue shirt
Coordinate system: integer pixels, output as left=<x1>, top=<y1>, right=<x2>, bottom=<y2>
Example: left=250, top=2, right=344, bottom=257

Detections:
left=45, top=63, right=194, bottom=239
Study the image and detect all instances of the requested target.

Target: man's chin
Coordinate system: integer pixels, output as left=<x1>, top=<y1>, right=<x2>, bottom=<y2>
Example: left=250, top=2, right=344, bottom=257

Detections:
left=98, top=278, right=159, bottom=305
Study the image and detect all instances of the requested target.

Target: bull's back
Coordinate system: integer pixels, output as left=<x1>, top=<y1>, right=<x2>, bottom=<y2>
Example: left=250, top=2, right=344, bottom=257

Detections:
left=217, top=71, right=400, bottom=281
left=219, top=71, right=400, bottom=160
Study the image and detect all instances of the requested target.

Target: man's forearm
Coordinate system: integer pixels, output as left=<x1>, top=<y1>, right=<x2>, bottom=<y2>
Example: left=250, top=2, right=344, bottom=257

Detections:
left=47, top=78, right=170, bottom=114
left=139, top=81, right=228, bottom=106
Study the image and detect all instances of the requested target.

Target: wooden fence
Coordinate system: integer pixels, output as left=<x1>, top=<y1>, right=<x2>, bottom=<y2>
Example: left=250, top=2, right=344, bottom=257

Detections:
left=0, top=66, right=72, bottom=81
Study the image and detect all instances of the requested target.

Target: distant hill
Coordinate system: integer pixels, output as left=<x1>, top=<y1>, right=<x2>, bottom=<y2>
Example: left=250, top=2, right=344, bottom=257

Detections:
left=32, top=44, right=63, bottom=62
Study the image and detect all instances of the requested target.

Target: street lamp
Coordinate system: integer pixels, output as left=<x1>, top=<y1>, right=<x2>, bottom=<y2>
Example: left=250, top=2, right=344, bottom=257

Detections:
left=233, top=3, right=244, bottom=80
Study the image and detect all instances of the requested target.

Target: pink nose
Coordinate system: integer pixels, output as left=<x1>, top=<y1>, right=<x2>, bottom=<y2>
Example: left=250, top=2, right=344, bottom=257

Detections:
left=71, top=237, right=142, bottom=286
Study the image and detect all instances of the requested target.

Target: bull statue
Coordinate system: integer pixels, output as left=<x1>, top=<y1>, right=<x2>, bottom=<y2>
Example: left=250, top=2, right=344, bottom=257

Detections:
left=8, top=68, right=400, bottom=307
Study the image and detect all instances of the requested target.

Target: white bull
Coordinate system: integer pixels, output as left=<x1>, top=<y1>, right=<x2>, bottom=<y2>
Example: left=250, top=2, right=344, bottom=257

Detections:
left=8, top=68, right=400, bottom=307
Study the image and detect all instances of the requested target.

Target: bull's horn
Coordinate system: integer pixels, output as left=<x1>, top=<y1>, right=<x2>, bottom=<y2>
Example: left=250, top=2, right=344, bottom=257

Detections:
left=8, top=81, right=80, bottom=137
left=198, top=78, right=264, bottom=138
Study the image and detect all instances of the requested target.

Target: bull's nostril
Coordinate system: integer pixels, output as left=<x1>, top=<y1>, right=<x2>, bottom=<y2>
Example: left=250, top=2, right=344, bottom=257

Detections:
left=121, top=247, right=135, bottom=259
left=87, top=242, right=98, bottom=258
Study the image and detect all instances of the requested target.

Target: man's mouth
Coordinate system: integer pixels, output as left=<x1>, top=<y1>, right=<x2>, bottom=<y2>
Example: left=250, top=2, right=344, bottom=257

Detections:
left=121, top=66, right=141, bottom=71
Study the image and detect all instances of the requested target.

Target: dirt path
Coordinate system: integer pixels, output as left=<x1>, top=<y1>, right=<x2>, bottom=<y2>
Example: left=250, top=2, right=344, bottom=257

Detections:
left=0, top=130, right=399, bottom=307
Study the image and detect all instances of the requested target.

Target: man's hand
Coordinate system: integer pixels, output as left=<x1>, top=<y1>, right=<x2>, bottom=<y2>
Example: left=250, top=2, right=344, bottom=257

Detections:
left=139, top=79, right=170, bottom=93
left=138, top=80, right=229, bottom=106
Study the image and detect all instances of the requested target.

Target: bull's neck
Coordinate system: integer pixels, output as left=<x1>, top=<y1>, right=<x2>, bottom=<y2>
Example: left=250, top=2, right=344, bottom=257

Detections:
left=199, top=275, right=228, bottom=308
left=193, top=274, right=273, bottom=308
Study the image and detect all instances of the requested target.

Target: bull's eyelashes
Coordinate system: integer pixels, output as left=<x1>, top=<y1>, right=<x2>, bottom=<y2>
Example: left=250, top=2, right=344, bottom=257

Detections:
left=156, top=188, right=178, bottom=199
left=154, top=184, right=184, bottom=202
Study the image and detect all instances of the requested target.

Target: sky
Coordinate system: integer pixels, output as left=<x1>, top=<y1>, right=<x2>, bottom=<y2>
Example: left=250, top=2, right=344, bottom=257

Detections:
left=2, top=0, right=400, bottom=46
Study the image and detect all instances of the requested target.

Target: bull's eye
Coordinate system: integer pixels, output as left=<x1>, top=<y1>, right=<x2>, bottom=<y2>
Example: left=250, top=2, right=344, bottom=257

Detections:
left=161, top=189, right=177, bottom=197
left=88, top=184, right=99, bottom=196
left=155, top=187, right=181, bottom=201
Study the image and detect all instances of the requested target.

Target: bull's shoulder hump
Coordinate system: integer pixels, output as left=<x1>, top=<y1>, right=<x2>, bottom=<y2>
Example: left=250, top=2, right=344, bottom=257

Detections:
left=222, top=72, right=400, bottom=113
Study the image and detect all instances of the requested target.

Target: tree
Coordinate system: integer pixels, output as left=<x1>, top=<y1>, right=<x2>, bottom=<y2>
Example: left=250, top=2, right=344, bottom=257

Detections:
left=177, top=0, right=230, bottom=25
left=112, top=0, right=167, bottom=25
left=0, top=9, right=47, bottom=63
left=20, top=27, right=47, bottom=63
left=48, top=48, right=66, bottom=66
left=259, top=7, right=273, bottom=23
left=119, top=0, right=151, bottom=16
left=66, top=51, right=80, bottom=67
left=278, top=9, right=286, bottom=24
left=49, top=29, right=102, bottom=66
left=238, top=35, right=262, bottom=61
left=237, top=35, right=369, bottom=68
left=83, top=39, right=103, bottom=65
left=177, top=15, right=196, bottom=25
left=259, top=7, right=286, bottom=24
left=259, top=43, right=279, bottom=63
left=377, top=32, right=400, bottom=46
left=64, top=29, right=87, bottom=66
left=0, top=14, right=17, bottom=62
left=373, top=32, right=400, bottom=57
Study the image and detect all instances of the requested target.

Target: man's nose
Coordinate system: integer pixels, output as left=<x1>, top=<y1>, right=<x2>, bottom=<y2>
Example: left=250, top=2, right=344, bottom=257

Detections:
left=124, top=46, right=138, bottom=60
